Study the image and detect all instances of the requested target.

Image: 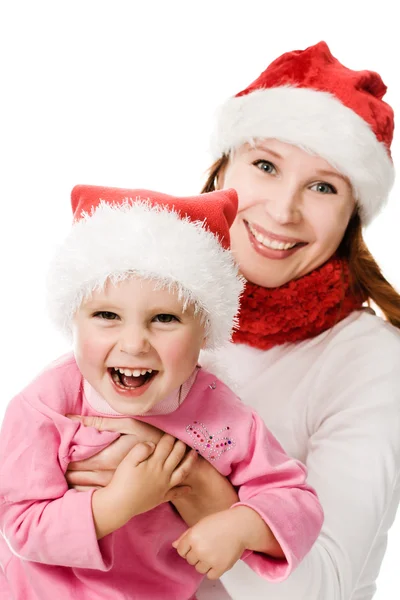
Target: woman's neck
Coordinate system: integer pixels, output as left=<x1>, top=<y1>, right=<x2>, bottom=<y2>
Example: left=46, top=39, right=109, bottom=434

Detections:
left=233, top=256, right=366, bottom=351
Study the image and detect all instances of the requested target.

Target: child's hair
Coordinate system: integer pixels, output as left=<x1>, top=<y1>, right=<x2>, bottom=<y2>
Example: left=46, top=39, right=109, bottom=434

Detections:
left=201, top=157, right=400, bottom=330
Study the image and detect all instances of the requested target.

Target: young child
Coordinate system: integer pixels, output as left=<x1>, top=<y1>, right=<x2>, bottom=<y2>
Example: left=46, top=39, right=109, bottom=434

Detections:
left=0, top=185, right=323, bottom=600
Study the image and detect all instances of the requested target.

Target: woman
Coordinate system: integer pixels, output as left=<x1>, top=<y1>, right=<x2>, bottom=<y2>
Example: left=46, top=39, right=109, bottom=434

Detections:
left=67, top=42, right=400, bottom=599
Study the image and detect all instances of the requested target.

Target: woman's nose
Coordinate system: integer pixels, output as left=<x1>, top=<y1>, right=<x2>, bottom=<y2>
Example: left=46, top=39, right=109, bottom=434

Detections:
left=264, top=186, right=302, bottom=225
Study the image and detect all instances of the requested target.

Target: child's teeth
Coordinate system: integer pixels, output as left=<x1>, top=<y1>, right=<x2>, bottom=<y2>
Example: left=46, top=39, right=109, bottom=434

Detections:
left=115, top=367, right=153, bottom=377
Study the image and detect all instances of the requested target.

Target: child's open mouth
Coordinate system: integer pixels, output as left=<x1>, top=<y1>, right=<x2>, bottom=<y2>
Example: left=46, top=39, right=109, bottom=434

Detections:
left=109, top=367, right=157, bottom=389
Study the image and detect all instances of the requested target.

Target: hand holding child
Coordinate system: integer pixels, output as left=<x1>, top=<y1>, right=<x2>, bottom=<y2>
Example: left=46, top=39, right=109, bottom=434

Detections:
left=92, top=433, right=197, bottom=538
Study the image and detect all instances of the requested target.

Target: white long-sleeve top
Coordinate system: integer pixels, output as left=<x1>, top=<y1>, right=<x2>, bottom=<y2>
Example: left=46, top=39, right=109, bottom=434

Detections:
left=197, top=310, right=400, bottom=600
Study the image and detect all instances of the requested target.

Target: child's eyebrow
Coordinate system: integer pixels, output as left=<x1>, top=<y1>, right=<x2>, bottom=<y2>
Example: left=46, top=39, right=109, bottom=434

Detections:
left=82, top=301, right=120, bottom=311
left=150, top=305, right=185, bottom=315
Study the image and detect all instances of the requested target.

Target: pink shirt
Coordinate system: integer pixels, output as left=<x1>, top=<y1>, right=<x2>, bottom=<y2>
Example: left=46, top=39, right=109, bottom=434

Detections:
left=0, top=354, right=323, bottom=599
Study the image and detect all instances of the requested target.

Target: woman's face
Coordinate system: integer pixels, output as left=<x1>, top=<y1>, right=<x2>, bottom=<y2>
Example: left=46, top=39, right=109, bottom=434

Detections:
left=219, top=139, right=355, bottom=288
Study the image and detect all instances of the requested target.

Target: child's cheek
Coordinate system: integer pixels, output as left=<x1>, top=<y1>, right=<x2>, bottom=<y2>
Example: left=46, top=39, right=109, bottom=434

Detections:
left=162, top=336, right=201, bottom=371
left=73, top=329, right=103, bottom=365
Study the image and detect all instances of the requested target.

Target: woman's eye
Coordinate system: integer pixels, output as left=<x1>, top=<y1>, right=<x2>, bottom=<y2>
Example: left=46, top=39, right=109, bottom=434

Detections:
left=93, top=311, right=119, bottom=320
left=253, top=160, right=276, bottom=175
left=153, top=314, right=178, bottom=324
left=310, top=182, right=337, bottom=194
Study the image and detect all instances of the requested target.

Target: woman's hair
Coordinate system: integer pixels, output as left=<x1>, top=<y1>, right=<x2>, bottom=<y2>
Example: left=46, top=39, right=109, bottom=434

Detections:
left=201, top=156, right=400, bottom=329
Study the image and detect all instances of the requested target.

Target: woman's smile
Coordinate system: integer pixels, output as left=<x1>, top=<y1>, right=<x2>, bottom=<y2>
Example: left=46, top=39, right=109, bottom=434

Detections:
left=244, top=219, right=307, bottom=260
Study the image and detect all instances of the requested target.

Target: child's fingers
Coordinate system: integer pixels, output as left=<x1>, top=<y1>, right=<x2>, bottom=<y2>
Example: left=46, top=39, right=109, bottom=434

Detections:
left=151, top=433, right=178, bottom=463
left=172, top=532, right=191, bottom=557
left=169, top=449, right=198, bottom=487
left=195, top=561, right=212, bottom=575
left=171, top=530, right=187, bottom=548
left=163, top=439, right=188, bottom=472
left=124, top=442, right=155, bottom=467
left=206, top=567, right=222, bottom=580
left=182, top=548, right=199, bottom=566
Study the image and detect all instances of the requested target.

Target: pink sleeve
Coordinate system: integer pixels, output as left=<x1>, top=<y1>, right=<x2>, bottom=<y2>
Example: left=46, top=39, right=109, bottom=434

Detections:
left=0, top=395, right=118, bottom=570
left=230, top=411, right=324, bottom=581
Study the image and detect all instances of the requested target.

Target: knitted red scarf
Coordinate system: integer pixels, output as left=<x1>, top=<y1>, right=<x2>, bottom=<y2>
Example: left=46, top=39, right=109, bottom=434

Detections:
left=233, top=257, right=366, bottom=350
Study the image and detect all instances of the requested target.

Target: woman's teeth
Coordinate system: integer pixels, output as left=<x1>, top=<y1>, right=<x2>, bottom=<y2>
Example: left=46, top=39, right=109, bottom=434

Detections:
left=248, top=224, right=297, bottom=250
left=114, top=367, right=153, bottom=377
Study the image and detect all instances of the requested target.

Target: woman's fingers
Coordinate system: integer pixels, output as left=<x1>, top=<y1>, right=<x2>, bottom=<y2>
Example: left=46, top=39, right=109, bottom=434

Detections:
left=165, top=485, right=192, bottom=502
left=67, top=414, right=142, bottom=434
left=72, top=485, right=102, bottom=492
left=67, top=435, right=139, bottom=471
left=66, top=469, right=114, bottom=488
left=67, top=415, right=164, bottom=446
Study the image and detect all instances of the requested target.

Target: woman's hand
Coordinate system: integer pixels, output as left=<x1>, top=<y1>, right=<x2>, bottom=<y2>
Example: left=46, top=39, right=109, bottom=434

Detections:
left=66, top=415, right=164, bottom=490
left=65, top=414, right=239, bottom=529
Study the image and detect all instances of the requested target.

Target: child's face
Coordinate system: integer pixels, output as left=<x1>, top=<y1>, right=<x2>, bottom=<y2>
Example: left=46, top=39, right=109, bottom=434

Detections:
left=72, top=277, right=206, bottom=415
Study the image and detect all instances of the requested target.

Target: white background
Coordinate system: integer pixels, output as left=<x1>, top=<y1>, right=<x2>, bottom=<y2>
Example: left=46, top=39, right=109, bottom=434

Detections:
left=0, top=1, right=399, bottom=597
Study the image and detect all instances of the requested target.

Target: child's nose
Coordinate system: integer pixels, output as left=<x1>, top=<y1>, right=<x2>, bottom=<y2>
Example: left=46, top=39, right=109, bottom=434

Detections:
left=120, top=326, right=151, bottom=355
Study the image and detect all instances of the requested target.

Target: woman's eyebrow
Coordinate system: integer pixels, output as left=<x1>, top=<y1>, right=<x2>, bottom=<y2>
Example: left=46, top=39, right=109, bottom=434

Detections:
left=316, top=169, right=351, bottom=184
left=251, top=143, right=283, bottom=159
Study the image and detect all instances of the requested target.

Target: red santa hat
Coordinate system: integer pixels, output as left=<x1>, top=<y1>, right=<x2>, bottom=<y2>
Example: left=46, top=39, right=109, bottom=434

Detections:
left=211, top=41, right=395, bottom=225
left=47, top=185, right=244, bottom=349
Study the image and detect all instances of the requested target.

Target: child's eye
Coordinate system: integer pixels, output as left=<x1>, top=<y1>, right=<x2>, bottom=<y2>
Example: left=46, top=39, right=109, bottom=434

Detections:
left=310, top=182, right=337, bottom=194
left=153, top=314, right=178, bottom=324
left=253, top=160, right=277, bottom=175
left=93, top=311, right=119, bottom=320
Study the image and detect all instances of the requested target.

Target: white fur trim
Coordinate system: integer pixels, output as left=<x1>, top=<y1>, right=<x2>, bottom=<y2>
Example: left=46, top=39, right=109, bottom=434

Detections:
left=47, top=200, right=244, bottom=349
left=211, top=87, right=395, bottom=225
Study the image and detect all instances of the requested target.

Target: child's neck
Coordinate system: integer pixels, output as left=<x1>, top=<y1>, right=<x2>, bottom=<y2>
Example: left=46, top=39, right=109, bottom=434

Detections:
left=83, top=367, right=199, bottom=417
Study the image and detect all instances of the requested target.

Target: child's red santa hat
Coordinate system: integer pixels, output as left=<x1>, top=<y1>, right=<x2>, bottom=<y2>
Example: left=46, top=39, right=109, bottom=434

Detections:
left=211, top=41, right=395, bottom=225
left=47, top=185, right=244, bottom=349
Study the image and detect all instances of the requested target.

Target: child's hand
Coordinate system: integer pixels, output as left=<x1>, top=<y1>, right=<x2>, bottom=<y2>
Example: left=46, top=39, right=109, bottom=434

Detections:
left=172, top=506, right=283, bottom=579
left=172, top=509, right=246, bottom=579
left=92, top=434, right=197, bottom=538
